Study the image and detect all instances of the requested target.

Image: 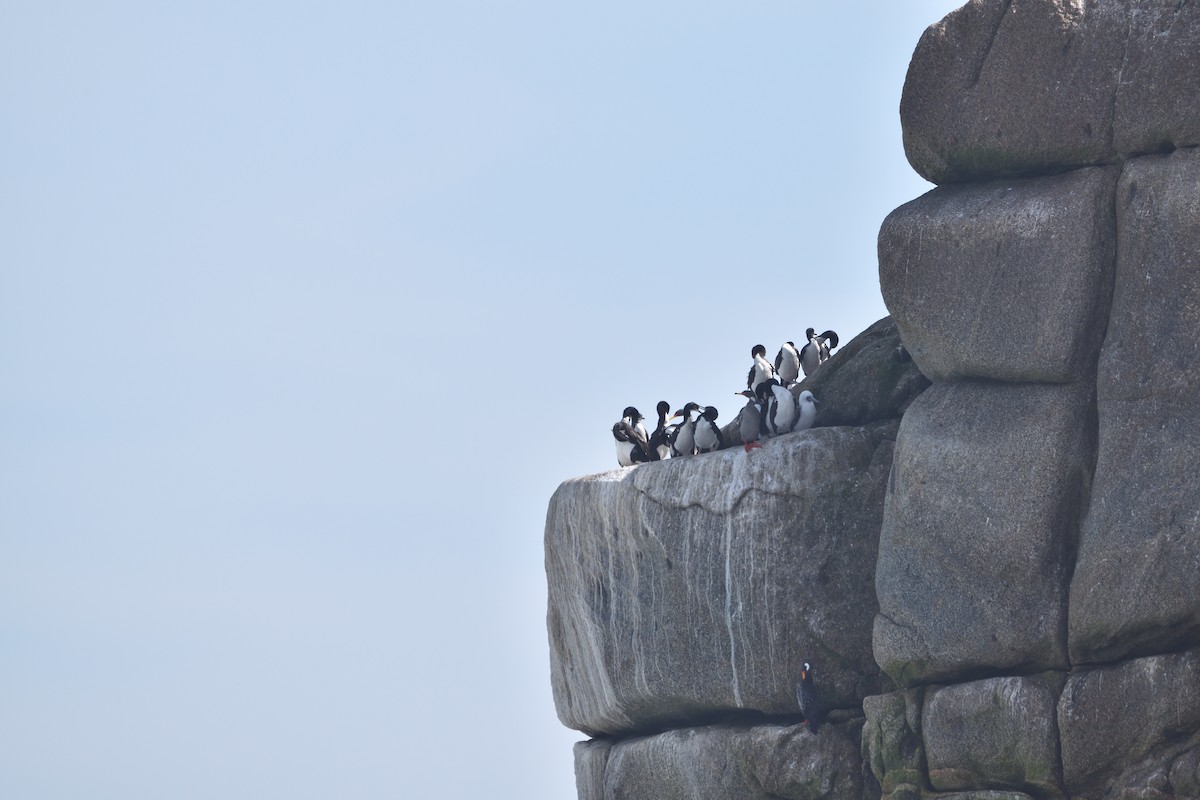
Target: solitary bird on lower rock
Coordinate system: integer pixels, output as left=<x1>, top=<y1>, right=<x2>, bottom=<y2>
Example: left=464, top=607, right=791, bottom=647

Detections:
left=796, top=661, right=822, bottom=734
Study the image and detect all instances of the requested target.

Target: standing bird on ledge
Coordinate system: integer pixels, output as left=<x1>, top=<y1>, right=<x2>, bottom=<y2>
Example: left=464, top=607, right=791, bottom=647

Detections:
left=735, top=390, right=765, bottom=452
left=792, top=390, right=819, bottom=433
left=747, top=344, right=777, bottom=394
left=800, top=328, right=839, bottom=377
left=757, top=378, right=797, bottom=437
left=669, top=402, right=700, bottom=457
left=613, top=407, right=654, bottom=467
left=774, top=341, right=801, bottom=387
left=648, top=400, right=675, bottom=461
left=796, top=661, right=822, bottom=734
left=694, top=405, right=723, bottom=453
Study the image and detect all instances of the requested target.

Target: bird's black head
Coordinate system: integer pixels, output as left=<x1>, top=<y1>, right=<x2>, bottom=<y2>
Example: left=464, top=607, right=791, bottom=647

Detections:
left=702, top=405, right=719, bottom=421
left=656, top=400, right=671, bottom=417
left=671, top=401, right=701, bottom=418
left=754, top=381, right=773, bottom=401
left=736, top=389, right=755, bottom=399
left=622, top=406, right=642, bottom=422
left=751, top=344, right=766, bottom=358
left=787, top=341, right=795, bottom=348
left=805, top=327, right=816, bottom=339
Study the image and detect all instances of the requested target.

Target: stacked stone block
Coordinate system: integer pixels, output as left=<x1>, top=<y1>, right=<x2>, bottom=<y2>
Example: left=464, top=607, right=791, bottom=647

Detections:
left=872, top=2, right=1200, bottom=798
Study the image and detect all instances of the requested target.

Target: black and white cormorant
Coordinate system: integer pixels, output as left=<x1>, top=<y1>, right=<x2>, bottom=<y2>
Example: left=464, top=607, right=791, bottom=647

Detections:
left=648, top=400, right=675, bottom=461
left=694, top=405, right=723, bottom=453
left=756, top=378, right=797, bottom=436
left=669, top=402, right=700, bottom=457
left=613, top=407, right=655, bottom=467
left=746, top=344, right=777, bottom=394
left=774, top=341, right=801, bottom=387
left=799, top=328, right=839, bottom=377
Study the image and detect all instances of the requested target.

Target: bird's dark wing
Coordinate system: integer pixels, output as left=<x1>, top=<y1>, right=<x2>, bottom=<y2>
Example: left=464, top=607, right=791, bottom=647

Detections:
left=616, top=420, right=656, bottom=461
left=796, top=680, right=822, bottom=733
left=648, top=424, right=670, bottom=456
left=746, top=364, right=755, bottom=389
left=774, top=347, right=784, bottom=372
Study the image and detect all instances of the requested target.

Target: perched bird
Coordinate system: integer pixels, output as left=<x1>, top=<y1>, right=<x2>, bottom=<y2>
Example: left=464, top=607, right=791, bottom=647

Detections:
left=792, top=390, right=818, bottom=432
left=746, top=344, right=777, bottom=394
left=796, top=661, right=822, bottom=734
left=613, top=407, right=656, bottom=467
left=669, top=402, right=701, bottom=457
left=648, top=400, right=675, bottom=461
left=757, top=378, right=797, bottom=437
left=799, top=328, right=840, bottom=377
left=735, top=390, right=765, bottom=452
left=694, top=405, right=724, bottom=453
left=774, top=341, right=801, bottom=387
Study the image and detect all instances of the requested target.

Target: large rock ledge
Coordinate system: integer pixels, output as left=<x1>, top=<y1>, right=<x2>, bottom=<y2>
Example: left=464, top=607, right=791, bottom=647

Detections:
left=575, top=721, right=866, bottom=800
left=546, top=421, right=897, bottom=738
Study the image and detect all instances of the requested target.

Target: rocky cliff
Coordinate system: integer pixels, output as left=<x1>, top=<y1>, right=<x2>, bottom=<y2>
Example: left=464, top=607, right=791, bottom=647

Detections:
left=546, top=2, right=1200, bottom=798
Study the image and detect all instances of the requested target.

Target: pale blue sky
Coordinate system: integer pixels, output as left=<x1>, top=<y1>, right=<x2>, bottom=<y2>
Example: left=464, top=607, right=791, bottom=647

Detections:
left=2, top=2, right=960, bottom=797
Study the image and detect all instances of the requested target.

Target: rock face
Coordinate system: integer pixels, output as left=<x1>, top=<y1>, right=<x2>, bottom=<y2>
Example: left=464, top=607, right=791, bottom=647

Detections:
left=922, top=675, right=1064, bottom=797
left=575, top=722, right=866, bottom=800
left=547, top=420, right=897, bottom=737
left=878, top=167, right=1116, bottom=383
left=547, top=3, right=1200, bottom=799
left=902, top=0, right=1200, bottom=184
left=862, top=689, right=926, bottom=799
left=1068, top=148, right=1200, bottom=666
left=1059, top=649, right=1200, bottom=799
left=873, top=380, right=1091, bottom=687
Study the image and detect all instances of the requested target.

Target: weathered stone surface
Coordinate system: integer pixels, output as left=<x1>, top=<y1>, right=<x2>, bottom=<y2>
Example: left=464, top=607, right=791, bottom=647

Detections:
left=1069, top=148, right=1200, bottom=665
left=863, top=689, right=926, bottom=797
left=902, top=0, right=1200, bottom=184
left=874, top=380, right=1092, bottom=687
left=923, top=675, right=1064, bottom=797
left=547, top=422, right=895, bottom=736
left=574, top=721, right=865, bottom=800
left=1113, top=2, right=1200, bottom=156
left=901, top=0, right=1124, bottom=183
left=931, top=791, right=1036, bottom=796
left=575, top=740, right=610, bottom=800
left=798, top=316, right=931, bottom=428
left=1059, top=649, right=1200, bottom=799
left=933, top=793, right=1036, bottom=800
left=878, top=167, right=1116, bottom=383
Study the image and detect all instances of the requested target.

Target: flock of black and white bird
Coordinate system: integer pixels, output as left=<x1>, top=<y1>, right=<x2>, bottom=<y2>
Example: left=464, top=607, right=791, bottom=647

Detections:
left=612, top=328, right=840, bottom=466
